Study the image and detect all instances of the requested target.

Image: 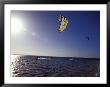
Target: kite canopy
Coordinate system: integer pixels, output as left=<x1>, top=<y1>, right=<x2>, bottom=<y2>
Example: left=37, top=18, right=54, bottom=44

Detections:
left=58, top=15, right=68, bottom=32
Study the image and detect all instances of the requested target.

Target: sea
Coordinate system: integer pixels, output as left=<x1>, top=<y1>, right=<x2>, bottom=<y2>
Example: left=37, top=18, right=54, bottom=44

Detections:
left=11, top=55, right=100, bottom=77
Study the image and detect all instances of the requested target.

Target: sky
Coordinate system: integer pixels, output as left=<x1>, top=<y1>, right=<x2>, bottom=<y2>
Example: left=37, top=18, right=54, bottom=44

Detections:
left=11, top=11, right=100, bottom=58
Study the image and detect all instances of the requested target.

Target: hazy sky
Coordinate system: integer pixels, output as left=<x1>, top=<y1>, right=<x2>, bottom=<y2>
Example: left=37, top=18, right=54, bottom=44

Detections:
left=11, top=11, right=100, bottom=58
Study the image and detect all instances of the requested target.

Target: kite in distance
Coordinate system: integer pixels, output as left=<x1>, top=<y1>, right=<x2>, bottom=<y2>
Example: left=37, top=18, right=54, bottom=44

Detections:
left=86, top=36, right=90, bottom=40
left=57, top=15, right=69, bottom=32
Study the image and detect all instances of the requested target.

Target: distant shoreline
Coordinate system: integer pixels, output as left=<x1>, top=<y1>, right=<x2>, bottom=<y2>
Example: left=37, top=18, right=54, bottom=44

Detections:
left=11, top=54, right=100, bottom=60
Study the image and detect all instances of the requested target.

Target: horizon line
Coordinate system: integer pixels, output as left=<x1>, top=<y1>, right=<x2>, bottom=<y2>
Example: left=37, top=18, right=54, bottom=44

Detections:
left=11, top=54, right=100, bottom=59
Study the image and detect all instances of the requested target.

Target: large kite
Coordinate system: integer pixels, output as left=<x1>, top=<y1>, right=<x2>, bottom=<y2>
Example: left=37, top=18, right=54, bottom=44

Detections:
left=58, top=15, right=69, bottom=32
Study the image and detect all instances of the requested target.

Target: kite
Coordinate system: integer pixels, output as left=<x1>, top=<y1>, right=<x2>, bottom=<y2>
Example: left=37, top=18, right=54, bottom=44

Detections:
left=87, top=37, right=90, bottom=40
left=58, top=15, right=69, bottom=32
left=86, top=36, right=90, bottom=40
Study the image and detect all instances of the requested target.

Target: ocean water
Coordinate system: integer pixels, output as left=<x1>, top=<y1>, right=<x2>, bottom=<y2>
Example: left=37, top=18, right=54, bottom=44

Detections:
left=11, top=55, right=100, bottom=77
